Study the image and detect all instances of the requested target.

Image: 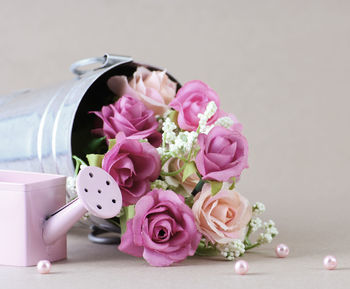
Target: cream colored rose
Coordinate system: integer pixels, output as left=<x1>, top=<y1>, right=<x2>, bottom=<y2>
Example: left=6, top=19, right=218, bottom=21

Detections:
left=192, top=183, right=252, bottom=244
left=107, top=66, right=177, bottom=115
left=164, top=158, right=199, bottom=195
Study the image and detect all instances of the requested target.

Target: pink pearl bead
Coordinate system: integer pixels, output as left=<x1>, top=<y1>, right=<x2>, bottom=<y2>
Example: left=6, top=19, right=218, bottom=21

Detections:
left=275, top=243, right=290, bottom=258
left=323, top=255, right=337, bottom=270
left=234, top=260, right=249, bottom=275
left=37, top=260, right=51, bottom=274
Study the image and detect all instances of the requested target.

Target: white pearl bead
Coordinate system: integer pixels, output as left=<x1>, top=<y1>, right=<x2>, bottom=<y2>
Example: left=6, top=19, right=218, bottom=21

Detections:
left=37, top=260, right=51, bottom=274
left=234, top=260, right=249, bottom=275
left=275, top=243, right=290, bottom=258
left=323, top=255, right=337, bottom=270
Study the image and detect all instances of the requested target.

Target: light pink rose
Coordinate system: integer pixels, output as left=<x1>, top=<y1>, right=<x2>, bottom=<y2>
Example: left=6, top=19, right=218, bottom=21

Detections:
left=119, top=189, right=201, bottom=266
left=195, top=126, right=249, bottom=182
left=102, top=133, right=161, bottom=206
left=107, top=66, right=177, bottom=115
left=163, top=158, right=199, bottom=194
left=192, top=183, right=252, bottom=244
left=169, top=80, right=223, bottom=131
left=91, top=95, right=161, bottom=147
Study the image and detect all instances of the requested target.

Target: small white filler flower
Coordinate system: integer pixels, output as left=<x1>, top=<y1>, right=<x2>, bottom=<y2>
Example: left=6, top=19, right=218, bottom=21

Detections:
left=217, top=240, right=246, bottom=261
left=252, top=202, right=266, bottom=216
left=249, top=217, right=262, bottom=232
left=257, top=220, right=279, bottom=244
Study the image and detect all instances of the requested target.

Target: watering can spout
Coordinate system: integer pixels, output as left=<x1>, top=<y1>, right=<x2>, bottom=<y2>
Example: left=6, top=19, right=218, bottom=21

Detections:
left=43, top=199, right=87, bottom=245
left=44, top=166, right=122, bottom=245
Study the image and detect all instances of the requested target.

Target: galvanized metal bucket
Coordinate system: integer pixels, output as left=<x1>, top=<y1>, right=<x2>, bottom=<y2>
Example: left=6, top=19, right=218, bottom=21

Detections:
left=0, top=54, right=129, bottom=175
left=0, top=54, right=180, bottom=242
left=0, top=54, right=178, bottom=175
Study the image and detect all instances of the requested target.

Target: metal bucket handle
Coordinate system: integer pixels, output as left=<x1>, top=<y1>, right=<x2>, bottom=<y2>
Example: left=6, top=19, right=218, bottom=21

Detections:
left=70, top=53, right=132, bottom=76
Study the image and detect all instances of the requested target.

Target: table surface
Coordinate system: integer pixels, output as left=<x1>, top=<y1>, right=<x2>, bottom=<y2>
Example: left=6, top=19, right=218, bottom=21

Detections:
left=0, top=225, right=349, bottom=289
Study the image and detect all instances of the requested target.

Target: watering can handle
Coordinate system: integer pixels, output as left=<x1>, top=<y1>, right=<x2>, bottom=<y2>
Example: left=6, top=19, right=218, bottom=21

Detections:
left=70, top=54, right=132, bottom=76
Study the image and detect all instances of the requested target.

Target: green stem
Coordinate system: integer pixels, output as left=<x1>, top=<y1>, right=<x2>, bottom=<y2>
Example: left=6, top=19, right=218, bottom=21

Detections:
left=160, top=165, right=185, bottom=177
left=178, top=156, right=188, bottom=163
left=195, top=241, right=218, bottom=256
left=243, top=220, right=254, bottom=248
left=187, top=146, right=194, bottom=162
left=72, top=155, right=88, bottom=176
left=245, top=242, right=261, bottom=250
left=120, top=206, right=135, bottom=235
left=161, top=155, right=172, bottom=166
left=244, top=225, right=252, bottom=243
left=191, top=178, right=206, bottom=196
left=162, top=132, right=166, bottom=147
left=195, top=247, right=219, bottom=256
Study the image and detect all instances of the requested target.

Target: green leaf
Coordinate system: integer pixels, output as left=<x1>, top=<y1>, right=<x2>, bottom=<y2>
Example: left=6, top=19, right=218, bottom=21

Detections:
left=168, top=110, right=179, bottom=125
left=185, top=195, right=194, bottom=208
left=72, top=155, right=88, bottom=176
left=182, top=161, right=198, bottom=182
left=210, top=181, right=223, bottom=196
left=195, top=240, right=218, bottom=256
left=86, top=154, right=104, bottom=168
left=86, top=136, right=106, bottom=153
left=108, top=139, right=117, bottom=150
left=120, top=205, right=135, bottom=235
left=228, top=177, right=236, bottom=190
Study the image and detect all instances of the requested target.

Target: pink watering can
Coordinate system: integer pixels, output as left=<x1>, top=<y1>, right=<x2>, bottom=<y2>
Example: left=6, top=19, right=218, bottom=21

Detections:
left=0, top=166, right=122, bottom=266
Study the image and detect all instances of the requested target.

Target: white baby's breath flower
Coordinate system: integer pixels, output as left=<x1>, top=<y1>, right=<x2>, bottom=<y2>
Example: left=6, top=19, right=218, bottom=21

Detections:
left=264, top=220, right=276, bottom=229
left=198, top=113, right=208, bottom=133
left=252, top=202, right=266, bottom=216
left=257, top=220, right=278, bottom=244
left=162, top=117, right=177, bottom=132
left=204, top=101, right=217, bottom=119
left=264, top=220, right=278, bottom=236
left=167, top=131, right=198, bottom=157
left=162, top=118, right=177, bottom=144
left=215, top=116, right=234, bottom=129
left=203, top=124, right=215, bottom=134
left=197, top=101, right=218, bottom=134
left=258, top=233, right=273, bottom=244
left=151, top=179, right=169, bottom=190
left=162, top=109, right=172, bottom=119
left=157, top=147, right=164, bottom=156
left=66, top=176, right=76, bottom=196
left=165, top=131, right=176, bottom=143
left=198, top=113, right=207, bottom=127
left=249, top=217, right=262, bottom=232
left=216, top=240, right=245, bottom=261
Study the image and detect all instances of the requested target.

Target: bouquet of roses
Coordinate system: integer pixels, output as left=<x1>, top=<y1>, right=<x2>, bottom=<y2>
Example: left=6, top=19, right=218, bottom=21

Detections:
left=71, top=66, right=278, bottom=267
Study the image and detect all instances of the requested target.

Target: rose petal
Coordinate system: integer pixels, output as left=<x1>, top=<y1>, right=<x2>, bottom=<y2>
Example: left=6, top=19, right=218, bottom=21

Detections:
left=119, top=219, right=144, bottom=257
left=192, top=184, right=252, bottom=244
left=143, top=248, right=174, bottom=267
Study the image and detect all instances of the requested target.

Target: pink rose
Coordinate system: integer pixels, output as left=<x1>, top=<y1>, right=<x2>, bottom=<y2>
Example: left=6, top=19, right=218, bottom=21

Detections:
left=102, top=133, right=161, bottom=206
left=107, top=67, right=177, bottom=115
left=195, top=126, right=249, bottom=182
left=169, top=80, right=222, bottom=131
left=192, top=183, right=252, bottom=244
left=119, top=189, right=201, bottom=266
left=91, top=95, right=161, bottom=147
left=163, top=158, right=199, bottom=194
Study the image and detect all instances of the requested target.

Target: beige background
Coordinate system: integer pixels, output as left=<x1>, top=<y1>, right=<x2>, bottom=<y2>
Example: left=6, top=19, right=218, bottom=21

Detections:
left=0, top=0, right=350, bottom=288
